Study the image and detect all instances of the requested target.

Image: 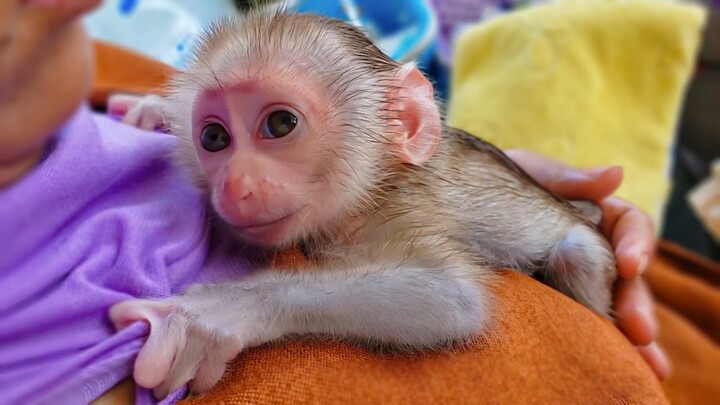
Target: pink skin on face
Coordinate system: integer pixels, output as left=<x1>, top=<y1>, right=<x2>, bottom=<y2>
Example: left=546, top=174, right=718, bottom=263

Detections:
left=192, top=74, right=339, bottom=247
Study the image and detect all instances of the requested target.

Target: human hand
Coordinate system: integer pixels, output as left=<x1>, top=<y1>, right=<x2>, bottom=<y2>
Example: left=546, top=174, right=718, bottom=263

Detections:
left=505, top=149, right=670, bottom=380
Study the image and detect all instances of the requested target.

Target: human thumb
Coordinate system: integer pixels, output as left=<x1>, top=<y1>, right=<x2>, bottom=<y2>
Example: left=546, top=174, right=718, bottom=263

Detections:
left=545, top=166, right=624, bottom=202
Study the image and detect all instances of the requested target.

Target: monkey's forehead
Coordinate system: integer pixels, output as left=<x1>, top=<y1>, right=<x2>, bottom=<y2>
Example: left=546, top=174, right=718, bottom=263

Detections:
left=184, top=11, right=397, bottom=83
left=178, top=58, right=333, bottom=101
left=192, top=14, right=342, bottom=71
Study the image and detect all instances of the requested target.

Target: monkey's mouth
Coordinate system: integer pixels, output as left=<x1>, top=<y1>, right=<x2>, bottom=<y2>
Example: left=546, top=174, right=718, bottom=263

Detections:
left=237, top=212, right=296, bottom=231
left=230, top=209, right=304, bottom=245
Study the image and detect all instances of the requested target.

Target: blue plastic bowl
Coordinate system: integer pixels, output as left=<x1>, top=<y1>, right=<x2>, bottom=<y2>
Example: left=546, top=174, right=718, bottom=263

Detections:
left=292, top=0, right=438, bottom=68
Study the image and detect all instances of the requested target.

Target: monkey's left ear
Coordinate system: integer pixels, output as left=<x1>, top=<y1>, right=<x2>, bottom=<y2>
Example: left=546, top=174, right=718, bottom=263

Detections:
left=391, top=63, right=442, bottom=166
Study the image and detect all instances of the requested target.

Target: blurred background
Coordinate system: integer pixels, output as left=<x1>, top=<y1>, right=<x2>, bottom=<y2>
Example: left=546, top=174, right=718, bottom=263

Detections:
left=85, top=0, right=720, bottom=262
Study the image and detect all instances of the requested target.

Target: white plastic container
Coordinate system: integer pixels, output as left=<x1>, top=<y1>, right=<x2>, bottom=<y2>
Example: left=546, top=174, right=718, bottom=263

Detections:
left=84, top=0, right=235, bottom=68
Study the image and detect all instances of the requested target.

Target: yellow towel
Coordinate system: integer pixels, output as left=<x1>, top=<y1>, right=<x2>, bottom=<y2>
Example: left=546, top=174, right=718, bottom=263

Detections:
left=447, top=0, right=706, bottom=228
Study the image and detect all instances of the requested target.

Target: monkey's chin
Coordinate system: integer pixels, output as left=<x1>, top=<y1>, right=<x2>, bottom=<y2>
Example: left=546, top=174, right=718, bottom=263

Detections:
left=220, top=211, right=301, bottom=248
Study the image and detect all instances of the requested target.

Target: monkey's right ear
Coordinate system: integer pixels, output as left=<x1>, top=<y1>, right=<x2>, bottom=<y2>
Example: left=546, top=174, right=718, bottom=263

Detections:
left=391, top=63, right=442, bottom=166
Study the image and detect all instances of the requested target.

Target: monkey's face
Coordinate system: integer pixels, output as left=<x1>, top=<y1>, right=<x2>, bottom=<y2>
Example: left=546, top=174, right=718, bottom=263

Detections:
left=172, top=13, right=443, bottom=248
left=188, top=74, right=385, bottom=248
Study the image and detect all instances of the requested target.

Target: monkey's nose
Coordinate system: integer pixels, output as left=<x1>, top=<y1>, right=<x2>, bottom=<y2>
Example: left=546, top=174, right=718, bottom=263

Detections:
left=224, top=175, right=253, bottom=201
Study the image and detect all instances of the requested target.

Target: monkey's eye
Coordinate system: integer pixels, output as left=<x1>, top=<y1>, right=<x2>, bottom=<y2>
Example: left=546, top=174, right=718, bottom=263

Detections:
left=200, top=123, right=231, bottom=152
left=261, top=110, right=298, bottom=139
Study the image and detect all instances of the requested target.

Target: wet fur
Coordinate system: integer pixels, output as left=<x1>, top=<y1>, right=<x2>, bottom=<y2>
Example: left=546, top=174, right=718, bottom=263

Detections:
left=113, top=9, right=618, bottom=396
left=165, top=8, right=617, bottom=336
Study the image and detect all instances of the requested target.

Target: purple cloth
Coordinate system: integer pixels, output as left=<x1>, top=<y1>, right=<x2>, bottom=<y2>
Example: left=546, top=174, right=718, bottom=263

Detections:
left=0, top=105, right=247, bottom=404
left=429, top=0, right=548, bottom=64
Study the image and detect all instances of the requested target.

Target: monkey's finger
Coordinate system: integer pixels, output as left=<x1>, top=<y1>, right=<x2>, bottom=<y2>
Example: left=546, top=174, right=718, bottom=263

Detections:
left=614, top=277, right=657, bottom=346
left=154, top=363, right=199, bottom=401
left=108, top=93, right=144, bottom=118
left=109, top=299, right=178, bottom=388
left=189, top=356, right=228, bottom=394
left=123, top=303, right=183, bottom=389
left=121, top=103, right=145, bottom=128
left=108, top=299, right=171, bottom=331
left=139, top=112, right=163, bottom=132
left=135, top=330, right=180, bottom=392
left=153, top=334, right=203, bottom=399
left=637, top=342, right=671, bottom=380
left=599, top=196, right=655, bottom=279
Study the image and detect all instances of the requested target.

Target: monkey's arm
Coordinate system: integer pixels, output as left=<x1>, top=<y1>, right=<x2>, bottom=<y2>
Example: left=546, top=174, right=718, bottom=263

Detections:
left=109, top=264, right=488, bottom=398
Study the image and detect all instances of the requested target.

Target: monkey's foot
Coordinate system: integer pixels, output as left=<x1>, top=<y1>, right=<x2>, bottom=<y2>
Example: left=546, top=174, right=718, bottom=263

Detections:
left=546, top=225, right=616, bottom=318
left=109, top=288, right=277, bottom=399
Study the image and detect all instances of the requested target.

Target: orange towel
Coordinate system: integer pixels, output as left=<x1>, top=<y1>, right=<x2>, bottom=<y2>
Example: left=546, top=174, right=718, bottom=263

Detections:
left=180, top=243, right=720, bottom=405
left=90, top=41, right=175, bottom=108
left=649, top=242, right=720, bottom=405
left=182, top=266, right=666, bottom=404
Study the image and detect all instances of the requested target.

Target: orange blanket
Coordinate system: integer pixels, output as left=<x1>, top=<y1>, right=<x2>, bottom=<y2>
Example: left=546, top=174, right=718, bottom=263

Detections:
left=91, top=41, right=719, bottom=405
left=178, top=244, right=720, bottom=405
left=183, top=266, right=667, bottom=404
left=649, top=241, right=720, bottom=405
left=90, top=42, right=175, bottom=108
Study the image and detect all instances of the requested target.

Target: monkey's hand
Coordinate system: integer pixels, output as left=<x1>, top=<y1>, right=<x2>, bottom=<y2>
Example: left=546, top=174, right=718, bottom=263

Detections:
left=107, top=93, right=167, bottom=132
left=109, top=284, right=281, bottom=399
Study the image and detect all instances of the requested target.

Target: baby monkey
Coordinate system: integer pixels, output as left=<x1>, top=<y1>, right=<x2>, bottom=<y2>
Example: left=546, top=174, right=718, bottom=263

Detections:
left=110, top=9, right=616, bottom=399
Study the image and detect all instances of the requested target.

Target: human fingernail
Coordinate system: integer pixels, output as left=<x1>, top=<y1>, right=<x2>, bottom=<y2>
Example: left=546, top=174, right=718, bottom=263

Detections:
left=649, top=343, right=671, bottom=380
left=584, top=165, right=622, bottom=178
left=563, top=170, right=592, bottom=182
left=637, top=253, right=649, bottom=276
left=583, top=166, right=612, bottom=176
left=658, top=347, right=672, bottom=380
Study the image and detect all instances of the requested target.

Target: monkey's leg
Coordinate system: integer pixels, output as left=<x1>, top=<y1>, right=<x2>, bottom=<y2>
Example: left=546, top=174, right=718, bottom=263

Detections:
left=109, top=262, right=490, bottom=397
left=543, top=224, right=617, bottom=318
